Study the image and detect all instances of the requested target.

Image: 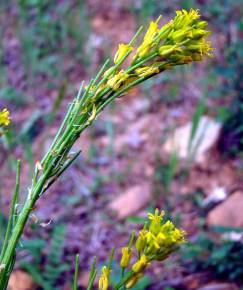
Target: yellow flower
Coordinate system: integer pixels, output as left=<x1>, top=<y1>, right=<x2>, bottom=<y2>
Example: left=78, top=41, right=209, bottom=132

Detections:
left=135, top=66, right=159, bottom=78
left=114, top=44, right=133, bottom=64
left=148, top=209, right=164, bottom=235
left=188, top=8, right=200, bottom=21
left=0, top=108, right=10, bottom=126
left=144, top=21, right=159, bottom=43
left=171, top=228, right=186, bottom=243
left=171, top=28, right=192, bottom=42
left=159, top=45, right=182, bottom=57
left=196, top=21, right=208, bottom=29
left=136, top=20, right=159, bottom=58
left=120, top=247, right=131, bottom=268
left=159, top=22, right=174, bottom=39
left=107, top=70, right=129, bottom=90
left=132, top=255, right=148, bottom=273
left=192, top=29, right=211, bottom=39
left=98, top=266, right=110, bottom=290
left=161, top=220, right=174, bottom=233
left=145, top=231, right=160, bottom=255
left=135, top=229, right=147, bottom=254
left=186, top=39, right=213, bottom=56
left=136, top=42, right=153, bottom=58
left=173, top=9, right=200, bottom=29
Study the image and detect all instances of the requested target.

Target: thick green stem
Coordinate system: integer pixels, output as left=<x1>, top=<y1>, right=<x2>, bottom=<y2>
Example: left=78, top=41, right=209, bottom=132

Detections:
left=0, top=168, right=51, bottom=288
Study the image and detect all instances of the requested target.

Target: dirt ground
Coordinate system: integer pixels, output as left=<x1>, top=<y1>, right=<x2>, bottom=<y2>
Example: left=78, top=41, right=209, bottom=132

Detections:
left=1, top=1, right=242, bottom=289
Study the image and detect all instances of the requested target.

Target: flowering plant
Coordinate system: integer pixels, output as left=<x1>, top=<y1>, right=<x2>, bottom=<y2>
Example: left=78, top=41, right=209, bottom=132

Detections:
left=96, top=209, right=185, bottom=290
left=0, top=9, right=212, bottom=289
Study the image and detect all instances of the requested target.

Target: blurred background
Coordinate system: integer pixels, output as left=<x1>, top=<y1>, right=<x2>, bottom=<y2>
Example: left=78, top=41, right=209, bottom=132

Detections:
left=0, top=0, right=242, bottom=289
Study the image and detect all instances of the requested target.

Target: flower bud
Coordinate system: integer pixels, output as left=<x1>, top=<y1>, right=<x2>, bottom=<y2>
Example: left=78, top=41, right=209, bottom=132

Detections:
left=125, top=273, right=143, bottom=289
left=159, top=45, right=181, bottom=57
left=159, top=22, right=173, bottom=39
left=144, top=21, right=159, bottom=43
left=132, top=255, right=148, bottom=273
left=171, top=29, right=191, bottom=42
left=120, top=247, right=131, bottom=268
left=148, top=209, right=164, bottom=235
left=98, top=266, right=110, bottom=290
left=107, top=70, right=129, bottom=90
left=135, top=66, right=159, bottom=78
left=114, top=44, right=133, bottom=64
left=136, top=42, right=153, bottom=58
left=196, top=20, right=207, bottom=29
left=192, top=29, right=210, bottom=40
left=135, top=230, right=147, bottom=254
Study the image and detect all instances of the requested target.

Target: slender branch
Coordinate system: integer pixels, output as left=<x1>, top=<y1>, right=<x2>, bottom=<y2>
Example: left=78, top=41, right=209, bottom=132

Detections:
left=72, top=254, right=79, bottom=290
left=0, top=160, right=21, bottom=262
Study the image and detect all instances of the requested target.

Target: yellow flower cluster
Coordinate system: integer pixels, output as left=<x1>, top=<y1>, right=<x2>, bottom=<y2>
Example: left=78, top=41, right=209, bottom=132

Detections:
left=0, top=108, right=10, bottom=127
left=104, top=9, right=212, bottom=93
left=158, top=9, right=213, bottom=63
left=125, top=209, right=185, bottom=288
left=97, top=209, right=185, bottom=290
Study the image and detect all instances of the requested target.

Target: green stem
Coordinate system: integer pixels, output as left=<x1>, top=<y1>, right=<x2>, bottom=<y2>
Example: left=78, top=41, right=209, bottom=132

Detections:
left=114, top=270, right=135, bottom=290
left=72, top=254, right=79, bottom=290
left=0, top=160, right=21, bottom=262
left=0, top=167, right=51, bottom=289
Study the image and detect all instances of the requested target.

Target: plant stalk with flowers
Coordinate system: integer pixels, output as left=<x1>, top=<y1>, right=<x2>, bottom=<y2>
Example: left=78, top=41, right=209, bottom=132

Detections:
left=71, top=209, right=185, bottom=290
left=0, top=9, right=213, bottom=289
left=98, top=209, right=185, bottom=290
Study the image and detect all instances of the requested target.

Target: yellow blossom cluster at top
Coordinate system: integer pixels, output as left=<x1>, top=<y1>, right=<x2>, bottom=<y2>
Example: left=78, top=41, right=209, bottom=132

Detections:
left=101, top=9, right=213, bottom=94
left=0, top=109, right=10, bottom=127
left=73, top=9, right=213, bottom=133
left=98, top=209, right=185, bottom=290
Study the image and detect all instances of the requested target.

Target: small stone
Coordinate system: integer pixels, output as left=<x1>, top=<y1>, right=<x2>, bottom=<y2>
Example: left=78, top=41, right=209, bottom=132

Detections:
left=198, top=282, right=239, bottom=290
left=202, top=187, right=227, bottom=207
left=207, top=191, right=243, bottom=228
left=8, top=270, right=36, bottom=290
left=163, top=116, right=221, bottom=164
left=78, top=270, right=90, bottom=288
left=108, top=184, right=151, bottom=219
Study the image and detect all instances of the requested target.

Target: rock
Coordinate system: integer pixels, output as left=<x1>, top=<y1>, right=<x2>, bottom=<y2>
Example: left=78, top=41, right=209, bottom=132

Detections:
left=8, top=270, right=36, bottom=290
left=222, top=231, right=243, bottom=242
left=182, top=272, right=210, bottom=290
left=163, top=116, right=221, bottom=164
left=108, top=184, right=151, bottom=219
left=198, top=283, right=239, bottom=290
left=207, top=191, right=243, bottom=228
left=202, top=187, right=227, bottom=207
left=78, top=270, right=90, bottom=288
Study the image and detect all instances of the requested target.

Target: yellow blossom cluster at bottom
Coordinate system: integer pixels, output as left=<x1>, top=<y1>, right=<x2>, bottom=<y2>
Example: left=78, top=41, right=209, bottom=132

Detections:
left=125, top=209, right=185, bottom=288
left=0, top=108, right=10, bottom=127
left=98, top=209, right=186, bottom=290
